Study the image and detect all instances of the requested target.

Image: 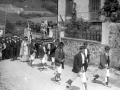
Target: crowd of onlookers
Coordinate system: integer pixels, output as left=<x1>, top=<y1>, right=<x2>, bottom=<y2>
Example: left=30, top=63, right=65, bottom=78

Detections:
left=0, top=36, right=22, bottom=61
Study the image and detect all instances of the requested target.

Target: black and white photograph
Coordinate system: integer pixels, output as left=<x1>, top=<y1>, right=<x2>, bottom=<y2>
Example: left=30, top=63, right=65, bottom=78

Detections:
left=0, top=0, right=120, bottom=90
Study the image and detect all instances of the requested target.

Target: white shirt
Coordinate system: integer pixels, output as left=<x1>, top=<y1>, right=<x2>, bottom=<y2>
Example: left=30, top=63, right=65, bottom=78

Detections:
left=105, top=52, right=109, bottom=56
left=85, top=49, right=87, bottom=57
left=81, top=53, right=85, bottom=64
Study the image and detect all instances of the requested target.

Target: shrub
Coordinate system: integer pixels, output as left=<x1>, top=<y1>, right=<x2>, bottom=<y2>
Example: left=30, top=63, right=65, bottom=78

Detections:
left=100, top=0, right=120, bottom=22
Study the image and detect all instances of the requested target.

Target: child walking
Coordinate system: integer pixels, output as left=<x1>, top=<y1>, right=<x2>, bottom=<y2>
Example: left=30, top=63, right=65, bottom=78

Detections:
left=54, top=42, right=65, bottom=84
left=81, top=67, right=88, bottom=90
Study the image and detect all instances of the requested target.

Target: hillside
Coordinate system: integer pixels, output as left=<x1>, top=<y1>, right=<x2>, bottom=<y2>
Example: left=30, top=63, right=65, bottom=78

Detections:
left=0, top=0, right=57, bottom=14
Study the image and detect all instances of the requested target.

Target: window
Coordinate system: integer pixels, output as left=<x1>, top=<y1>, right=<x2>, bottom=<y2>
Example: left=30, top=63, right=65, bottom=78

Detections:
left=89, top=0, right=101, bottom=21
left=66, top=0, right=73, bottom=16
left=89, top=0, right=101, bottom=11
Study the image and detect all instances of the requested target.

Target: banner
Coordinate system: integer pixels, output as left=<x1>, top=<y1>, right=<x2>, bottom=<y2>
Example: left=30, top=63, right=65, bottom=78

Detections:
left=24, top=27, right=32, bottom=43
left=0, top=25, right=5, bottom=37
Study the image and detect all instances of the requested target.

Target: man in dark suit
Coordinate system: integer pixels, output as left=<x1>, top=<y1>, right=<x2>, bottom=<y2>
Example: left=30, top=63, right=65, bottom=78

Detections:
left=54, top=42, right=65, bottom=83
left=11, top=36, right=17, bottom=61
left=16, top=37, right=21, bottom=58
left=9, top=37, right=14, bottom=60
left=66, top=46, right=85, bottom=89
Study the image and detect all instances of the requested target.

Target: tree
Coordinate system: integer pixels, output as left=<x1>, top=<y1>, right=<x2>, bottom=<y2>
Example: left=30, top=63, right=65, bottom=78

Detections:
left=6, top=20, right=15, bottom=34
left=100, top=0, right=120, bottom=22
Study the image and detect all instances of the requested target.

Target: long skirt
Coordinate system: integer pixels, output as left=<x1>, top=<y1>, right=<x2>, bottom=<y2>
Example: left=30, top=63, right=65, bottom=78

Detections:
left=22, top=55, right=29, bottom=62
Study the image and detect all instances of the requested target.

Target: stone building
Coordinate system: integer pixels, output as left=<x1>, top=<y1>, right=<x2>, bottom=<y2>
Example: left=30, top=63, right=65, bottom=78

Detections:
left=58, top=0, right=120, bottom=22
left=58, top=0, right=120, bottom=68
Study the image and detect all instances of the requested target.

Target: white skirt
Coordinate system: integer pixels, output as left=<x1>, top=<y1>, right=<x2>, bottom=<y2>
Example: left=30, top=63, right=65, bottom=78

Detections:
left=56, top=65, right=62, bottom=74
left=41, top=54, right=48, bottom=63
left=30, top=53, right=35, bottom=60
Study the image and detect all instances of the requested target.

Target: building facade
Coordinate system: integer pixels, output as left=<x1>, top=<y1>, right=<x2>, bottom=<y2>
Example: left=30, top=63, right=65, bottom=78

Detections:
left=58, top=0, right=120, bottom=22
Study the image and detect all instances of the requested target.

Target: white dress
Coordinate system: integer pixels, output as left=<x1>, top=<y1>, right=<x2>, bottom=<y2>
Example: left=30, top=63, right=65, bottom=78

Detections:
left=22, top=41, right=29, bottom=61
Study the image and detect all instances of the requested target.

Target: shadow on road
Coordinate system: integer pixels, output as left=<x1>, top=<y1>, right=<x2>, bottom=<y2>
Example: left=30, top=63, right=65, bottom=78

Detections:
left=69, top=86, right=80, bottom=90
left=51, top=77, right=55, bottom=81
left=92, top=79, right=105, bottom=86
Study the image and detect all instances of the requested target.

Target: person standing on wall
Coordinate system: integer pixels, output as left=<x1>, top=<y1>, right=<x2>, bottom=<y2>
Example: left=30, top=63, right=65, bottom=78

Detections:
left=83, top=42, right=90, bottom=72
left=54, top=42, right=65, bottom=84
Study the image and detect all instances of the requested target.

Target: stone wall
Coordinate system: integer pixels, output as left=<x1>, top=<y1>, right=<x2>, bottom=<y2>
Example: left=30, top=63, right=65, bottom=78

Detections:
left=61, top=37, right=104, bottom=65
left=108, top=23, right=120, bottom=68
left=61, top=23, right=120, bottom=68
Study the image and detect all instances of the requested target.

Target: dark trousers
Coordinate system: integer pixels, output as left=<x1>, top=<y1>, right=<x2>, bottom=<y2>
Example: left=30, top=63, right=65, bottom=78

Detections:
left=5, top=49, right=10, bottom=59
left=13, top=48, right=17, bottom=60
left=61, top=62, right=64, bottom=69
left=83, top=63, right=88, bottom=72
left=2, top=49, right=6, bottom=60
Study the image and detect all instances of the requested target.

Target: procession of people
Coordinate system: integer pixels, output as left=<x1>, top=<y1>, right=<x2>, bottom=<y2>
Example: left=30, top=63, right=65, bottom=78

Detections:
left=0, top=34, right=111, bottom=90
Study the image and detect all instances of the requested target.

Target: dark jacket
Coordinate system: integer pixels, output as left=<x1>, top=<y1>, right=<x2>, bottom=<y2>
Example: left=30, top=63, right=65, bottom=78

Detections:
left=55, top=48, right=65, bottom=66
left=99, top=52, right=110, bottom=69
left=50, top=44, right=57, bottom=57
left=38, top=45, right=46, bottom=58
left=72, top=52, right=82, bottom=73
left=29, top=43, right=36, bottom=55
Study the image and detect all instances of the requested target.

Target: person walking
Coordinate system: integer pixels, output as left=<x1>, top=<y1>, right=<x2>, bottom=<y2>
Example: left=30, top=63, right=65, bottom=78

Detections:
left=50, top=41, right=57, bottom=70
left=66, top=46, right=85, bottom=89
left=40, top=43, right=48, bottom=70
left=29, top=39, right=36, bottom=67
left=54, top=42, right=65, bottom=84
left=96, top=46, right=111, bottom=87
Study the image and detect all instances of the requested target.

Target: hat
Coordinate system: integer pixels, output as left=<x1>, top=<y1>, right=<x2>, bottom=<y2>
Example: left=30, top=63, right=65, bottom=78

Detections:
left=105, top=46, right=110, bottom=51
left=79, top=46, right=85, bottom=50
left=83, top=42, right=88, bottom=45
left=59, top=42, right=64, bottom=46
left=13, top=35, right=17, bottom=38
